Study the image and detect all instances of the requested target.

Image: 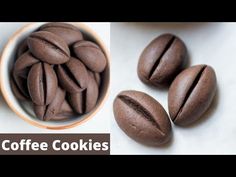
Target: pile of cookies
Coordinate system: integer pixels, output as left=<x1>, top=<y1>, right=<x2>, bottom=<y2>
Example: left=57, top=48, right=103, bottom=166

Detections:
left=11, top=23, right=107, bottom=121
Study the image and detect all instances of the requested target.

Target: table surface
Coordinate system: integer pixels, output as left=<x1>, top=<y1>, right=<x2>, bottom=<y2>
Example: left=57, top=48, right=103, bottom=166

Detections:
left=0, top=22, right=110, bottom=134
left=110, top=22, right=235, bottom=154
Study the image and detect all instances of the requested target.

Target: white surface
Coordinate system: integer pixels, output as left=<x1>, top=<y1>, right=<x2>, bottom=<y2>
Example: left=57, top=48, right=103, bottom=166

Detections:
left=0, top=22, right=110, bottom=133
left=110, top=23, right=235, bottom=154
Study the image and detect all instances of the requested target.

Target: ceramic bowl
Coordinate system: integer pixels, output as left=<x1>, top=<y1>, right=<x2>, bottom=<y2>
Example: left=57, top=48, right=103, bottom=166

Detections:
left=0, top=22, right=110, bottom=130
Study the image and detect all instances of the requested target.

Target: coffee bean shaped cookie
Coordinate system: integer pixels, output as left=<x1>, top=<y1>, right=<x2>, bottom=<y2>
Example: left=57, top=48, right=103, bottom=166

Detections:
left=51, top=99, right=75, bottom=121
left=168, top=65, right=217, bottom=126
left=73, top=40, right=107, bottom=73
left=56, top=57, right=88, bottom=93
left=33, top=87, right=65, bottom=121
left=113, top=90, right=172, bottom=146
left=16, top=39, right=28, bottom=58
left=92, top=72, right=101, bottom=87
left=10, top=77, right=28, bottom=101
left=13, top=52, right=39, bottom=98
left=85, top=71, right=99, bottom=113
left=68, top=71, right=99, bottom=114
left=28, top=62, right=58, bottom=106
left=27, top=31, right=70, bottom=64
left=138, top=34, right=187, bottom=87
left=40, top=22, right=83, bottom=45
left=14, top=51, right=39, bottom=79
left=13, top=74, right=29, bottom=98
left=68, top=92, right=84, bottom=114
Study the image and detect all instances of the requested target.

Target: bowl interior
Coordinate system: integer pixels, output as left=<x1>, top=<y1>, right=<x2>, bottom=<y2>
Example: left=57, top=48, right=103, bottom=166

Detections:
left=1, top=22, right=110, bottom=129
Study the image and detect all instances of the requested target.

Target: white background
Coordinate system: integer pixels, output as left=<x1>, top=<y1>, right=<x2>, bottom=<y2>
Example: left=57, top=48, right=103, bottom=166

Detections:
left=0, top=22, right=110, bottom=133
left=110, top=23, right=236, bottom=154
